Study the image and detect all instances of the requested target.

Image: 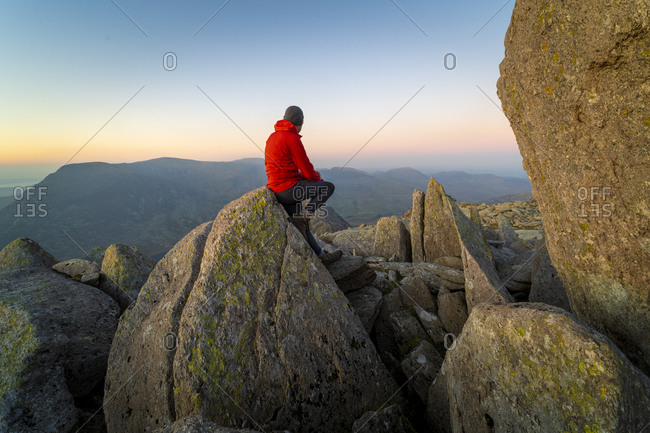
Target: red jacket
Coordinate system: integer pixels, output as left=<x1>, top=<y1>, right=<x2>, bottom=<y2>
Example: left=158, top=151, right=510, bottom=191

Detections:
left=265, top=119, right=321, bottom=192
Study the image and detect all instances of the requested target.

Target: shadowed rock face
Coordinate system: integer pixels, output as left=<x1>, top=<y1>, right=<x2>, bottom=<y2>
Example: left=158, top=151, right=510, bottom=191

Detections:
left=497, top=0, right=650, bottom=373
left=0, top=239, right=119, bottom=433
left=430, top=303, right=650, bottom=433
left=104, top=187, right=397, bottom=433
left=410, top=189, right=426, bottom=262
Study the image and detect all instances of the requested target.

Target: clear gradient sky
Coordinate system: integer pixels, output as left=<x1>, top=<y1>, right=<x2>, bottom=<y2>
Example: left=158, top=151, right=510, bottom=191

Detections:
left=0, top=0, right=522, bottom=181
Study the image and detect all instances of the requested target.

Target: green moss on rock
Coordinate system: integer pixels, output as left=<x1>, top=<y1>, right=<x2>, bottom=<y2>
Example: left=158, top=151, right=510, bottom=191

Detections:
left=0, top=303, right=38, bottom=401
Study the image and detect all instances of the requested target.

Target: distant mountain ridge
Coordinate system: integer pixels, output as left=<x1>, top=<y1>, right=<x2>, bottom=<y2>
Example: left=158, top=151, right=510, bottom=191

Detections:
left=0, top=158, right=531, bottom=260
left=373, top=168, right=531, bottom=203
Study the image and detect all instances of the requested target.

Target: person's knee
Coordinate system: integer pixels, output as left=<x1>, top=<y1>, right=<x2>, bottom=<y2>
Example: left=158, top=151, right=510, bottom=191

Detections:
left=322, top=181, right=335, bottom=201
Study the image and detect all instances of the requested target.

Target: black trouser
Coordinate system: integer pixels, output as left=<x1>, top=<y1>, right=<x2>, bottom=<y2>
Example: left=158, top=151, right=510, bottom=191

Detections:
left=275, top=180, right=335, bottom=255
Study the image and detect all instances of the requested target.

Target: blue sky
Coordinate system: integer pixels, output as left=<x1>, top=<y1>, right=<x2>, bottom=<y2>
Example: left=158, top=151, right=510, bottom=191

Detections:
left=0, top=0, right=522, bottom=181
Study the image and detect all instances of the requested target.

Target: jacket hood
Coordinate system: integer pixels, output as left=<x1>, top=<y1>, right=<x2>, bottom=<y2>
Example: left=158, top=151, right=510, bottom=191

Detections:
left=274, top=119, right=299, bottom=134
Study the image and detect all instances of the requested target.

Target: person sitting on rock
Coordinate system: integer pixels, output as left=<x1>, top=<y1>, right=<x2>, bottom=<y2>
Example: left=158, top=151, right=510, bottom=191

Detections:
left=265, top=105, right=342, bottom=265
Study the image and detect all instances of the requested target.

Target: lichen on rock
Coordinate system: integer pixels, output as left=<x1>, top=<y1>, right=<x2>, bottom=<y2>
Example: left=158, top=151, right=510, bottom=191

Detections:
left=430, top=303, right=650, bottom=432
left=497, top=0, right=650, bottom=373
left=104, top=187, right=397, bottom=433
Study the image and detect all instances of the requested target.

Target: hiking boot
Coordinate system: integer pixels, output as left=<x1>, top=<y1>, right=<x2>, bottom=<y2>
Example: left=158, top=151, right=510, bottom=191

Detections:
left=290, top=215, right=309, bottom=241
left=320, top=249, right=342, bottom=265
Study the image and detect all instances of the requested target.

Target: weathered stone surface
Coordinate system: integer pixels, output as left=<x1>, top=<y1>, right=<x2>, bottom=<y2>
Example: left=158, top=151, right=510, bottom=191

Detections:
left=493, top=245, right=534, bottom=291
left=373, top=270, right=393, bottom=294
left=320, top=226, right=375, bottom=257
left=438, top=303, right=650, bottom=432
left=0, top=240, right=119, bottom=433
left=529, top=231, right=572, bottom=312
left=104, top=222, right=213, bottom=432
left=410, top=189, right=426, bottom=262
left=423, top=178, right=462, bottom=262
left=154, top=415, right=261, bottom=433
left=498, top=0, right=650, bottom=373
left=372, top=288, right=404, bottom=364
left=399, top=276, right=436, bottom=312
left=53, top=258, right=100, bottom=283
left=504, top=279, right=531, bottom=294
left=433, top=256, right=463, bottom=271
left=368, top=261, right=464, bottom=292
left=326, top=254, right=376, bottom=293
left=346, top=285, right=383, bottom=333
left=415, top=306, right=446, bottom=344
left=100, top=244, right=154, bottom=311
left=400, top=340, right=443, bottom=404
left=105, top=187, right=397, bottom=433
left=80, top=271, right=100, bottom=287
left=352, top=405, right=409, bottom=433
left=426, top=372, right=451, bottom=433
left=0, top=238, right=56, bottom=270
left=437, top=288, right=468, bottom=335
left=457, top=207, right=514, bottom=310
left=309, top=205, right=350, bottom=235
left=373, top=216, right=411, bottom=262
left=468, top=205, right=482, bottom=229
left=389, top=310, right=430, bottom=359
left=498, top=215, right=532, bottom=254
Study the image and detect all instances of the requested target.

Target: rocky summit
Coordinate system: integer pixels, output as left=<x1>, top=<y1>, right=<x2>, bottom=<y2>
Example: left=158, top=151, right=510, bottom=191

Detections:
left=498, top=0, right=650, bottom=374
left=2, top=171, right=649, bottom=432
left=104, top=187, right=397, bottom=433
left=3, top=3, right=650, bottom=426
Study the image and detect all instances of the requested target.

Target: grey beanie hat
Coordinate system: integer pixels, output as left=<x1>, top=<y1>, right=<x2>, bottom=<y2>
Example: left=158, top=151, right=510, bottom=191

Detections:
left=283, top=105, right=304, bottom=126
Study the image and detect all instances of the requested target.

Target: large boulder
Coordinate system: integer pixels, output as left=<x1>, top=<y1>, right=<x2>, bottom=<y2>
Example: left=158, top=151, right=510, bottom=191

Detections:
left=99, top=244, right=155, bottom=311
left=0, top=238, right=56, bottom=269
left=373, top=216, right=411, bottom=262
left=400, top=340, right=443, bottom=404
left=430, top=303, right=650, bottom=432
left=437, top=288, right=468, bottom=336
left=104, top=187, right=397, bottom=433
left=498, top=0, right=650, bottom=373
left=52, top=258, right=101, bottom=287
left=497, top=215, right=532, bottom=254
left=346, top=285, right=383, bottom=332
left=0, top=239, right=120, bottom=433
left=325, top=254, right=376, bottom=293
left=423, top=178, right=514, bottom=310
left=320, top=226, right=376, bottom=257
left=423, top=178, right=461, bottom=262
